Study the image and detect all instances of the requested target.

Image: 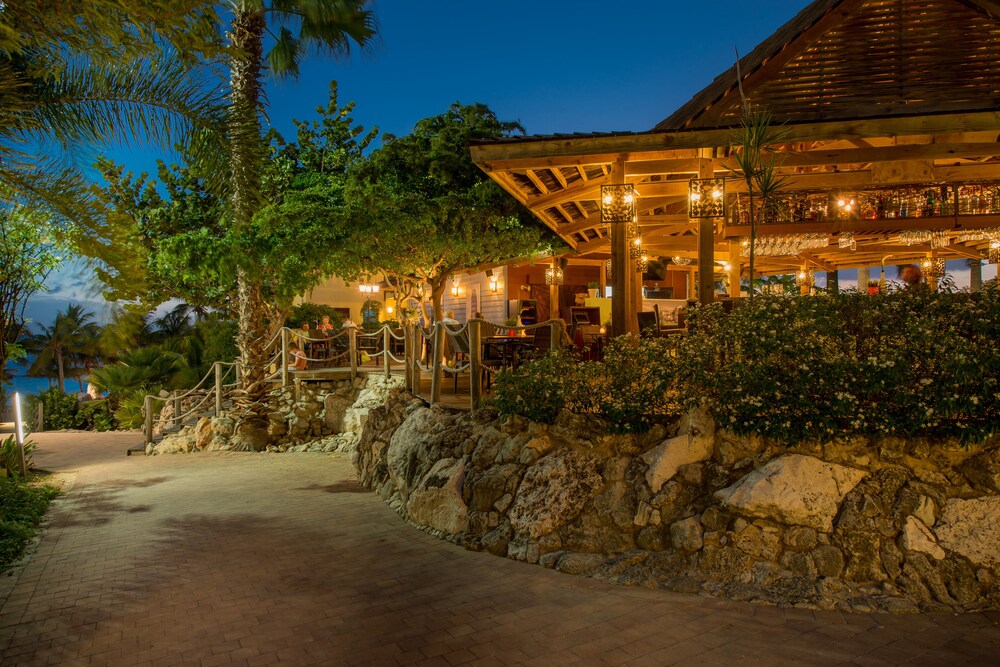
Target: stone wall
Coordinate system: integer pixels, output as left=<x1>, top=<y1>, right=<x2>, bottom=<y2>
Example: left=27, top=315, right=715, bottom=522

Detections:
left=151, top=374, right=403, bottom=454
left=355, top=393, right=1000, bottom=613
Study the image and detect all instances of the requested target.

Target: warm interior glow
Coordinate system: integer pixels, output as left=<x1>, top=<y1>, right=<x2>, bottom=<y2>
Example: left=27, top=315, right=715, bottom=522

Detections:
left=603, top=195, right=613, bottom=205
left=690, top=192, right=701, bottom=202
left=712, top=188, right=723, bottom=199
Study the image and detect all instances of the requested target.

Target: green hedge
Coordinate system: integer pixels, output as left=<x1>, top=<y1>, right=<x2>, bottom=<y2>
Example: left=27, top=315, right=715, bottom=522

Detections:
left=26, top=389, right=117, bottom=431
left=496, top=285, right=1000, bottom=443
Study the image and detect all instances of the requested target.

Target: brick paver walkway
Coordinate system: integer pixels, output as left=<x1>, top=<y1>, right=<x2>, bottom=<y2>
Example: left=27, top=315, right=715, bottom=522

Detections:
left=1, top=431, right=998, bottom=666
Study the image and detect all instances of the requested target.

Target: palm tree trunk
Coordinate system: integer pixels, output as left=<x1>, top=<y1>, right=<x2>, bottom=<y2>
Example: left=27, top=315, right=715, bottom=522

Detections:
left=228, top=8, right=270, bottom=428
left=56, top=348, right=65, bottom=393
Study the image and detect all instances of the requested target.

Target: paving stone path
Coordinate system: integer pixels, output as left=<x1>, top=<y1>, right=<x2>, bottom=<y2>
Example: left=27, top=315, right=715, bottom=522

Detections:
left=1, top=430, right=998, bottom=666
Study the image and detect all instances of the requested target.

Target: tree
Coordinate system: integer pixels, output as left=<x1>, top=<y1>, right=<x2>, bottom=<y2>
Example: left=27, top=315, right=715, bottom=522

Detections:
left=730, top=106, right=790, bottom=306
left=24, top=305, right=101, bottom=393
left=221, top=0, right=377, bottom=435
left=321, top=103, right=552, bottom=320
left=1, top=2, right=226, bottom=229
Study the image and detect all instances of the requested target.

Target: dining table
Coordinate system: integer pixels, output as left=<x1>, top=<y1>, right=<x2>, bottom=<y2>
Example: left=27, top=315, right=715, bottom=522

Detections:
left=482, top=335, right=535, bottom=370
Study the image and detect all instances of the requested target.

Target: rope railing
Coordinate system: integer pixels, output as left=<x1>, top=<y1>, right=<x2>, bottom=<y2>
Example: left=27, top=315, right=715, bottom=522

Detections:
left=142, top=360, right=241, bottom=445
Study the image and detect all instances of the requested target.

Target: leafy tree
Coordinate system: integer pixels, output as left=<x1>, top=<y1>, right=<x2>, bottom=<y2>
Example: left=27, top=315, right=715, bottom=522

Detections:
left=314, top=103, right=552, bottom=320
left=0, top=209, right=62, bottom=386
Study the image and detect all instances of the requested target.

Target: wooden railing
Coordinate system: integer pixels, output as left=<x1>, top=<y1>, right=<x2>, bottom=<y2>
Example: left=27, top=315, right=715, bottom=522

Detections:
left=141, top=319, right=568, bottom=444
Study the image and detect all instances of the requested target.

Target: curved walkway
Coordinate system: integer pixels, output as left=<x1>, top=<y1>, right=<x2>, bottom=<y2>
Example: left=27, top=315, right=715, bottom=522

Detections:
left=0, top=432, right=998, bottom=666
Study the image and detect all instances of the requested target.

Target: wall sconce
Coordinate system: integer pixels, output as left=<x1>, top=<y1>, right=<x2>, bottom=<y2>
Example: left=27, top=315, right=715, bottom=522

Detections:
left=989, top=241, right=1000, bottom=264
left=358, top=282, right=379, bottom=294
left=688, top=178, right=726, bottom=218
left=488, top=276, right=499, bottom=292
left=601, top=184, right=636, bottom=223
left=544, top=266, right=564, bottom=285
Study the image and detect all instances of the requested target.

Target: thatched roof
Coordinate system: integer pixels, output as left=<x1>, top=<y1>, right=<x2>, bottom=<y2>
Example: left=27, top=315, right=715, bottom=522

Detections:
left=657, top=0, right=1000, bottom=130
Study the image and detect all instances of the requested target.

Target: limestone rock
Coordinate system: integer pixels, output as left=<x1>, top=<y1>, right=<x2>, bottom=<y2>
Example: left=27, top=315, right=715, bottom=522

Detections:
left=841, top=531, right=887, bottom=582
left=670, top=517, right=703, bottom=553
left=231, top=421, right=270, bottom=452
left=406, top=458, right=468, bottom=535
left=902, top=516, right=945, bottom=560
left=960, top=449, right=1000, bottom=494
left=385, top=407, right=447, bottom=497
left=194, top=417, right=212, bottom=450
left=324, top=395, right=353, bottom=433
left=733, top=524, right=781, bottom=561
left=715, top=454, right=867, bottom=532
left=555, top=552, right=606, bottom=576
left=784, top=526, right=818, bottom=551
left=642, top=432, right=714, bottom=494
left=154, top=434, right=196, bottom=455
left=508, top=449, right=603, bottom=539
left=812, top=545, right=845, bottom=578
left=935, top=496, right=1000, bottom=569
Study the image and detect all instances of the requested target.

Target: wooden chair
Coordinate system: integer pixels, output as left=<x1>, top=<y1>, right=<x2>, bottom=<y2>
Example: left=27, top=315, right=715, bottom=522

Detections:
left=637, top=312, right=660, bottom=338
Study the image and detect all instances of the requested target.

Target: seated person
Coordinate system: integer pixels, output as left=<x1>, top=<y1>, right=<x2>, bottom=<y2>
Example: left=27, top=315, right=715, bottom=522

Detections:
left=440, top=310, right=460, bottom=325
left=318, top=315, right=335, bottom=331
left=288, top=343, right=307, bottom=371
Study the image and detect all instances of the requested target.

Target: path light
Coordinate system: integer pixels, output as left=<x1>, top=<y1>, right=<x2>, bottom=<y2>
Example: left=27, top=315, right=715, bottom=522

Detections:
left=601, top=184, right=636, bottom=223
left=688, top=178, right=726, bottom=218
left=12, top=392, right=26, bottom=476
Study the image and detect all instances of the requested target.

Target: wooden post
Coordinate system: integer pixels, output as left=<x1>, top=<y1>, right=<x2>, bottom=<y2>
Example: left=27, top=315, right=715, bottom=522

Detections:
left=280, top=328, right=290, bottom=387
left=549, top=319, right=561, bottom=352
left=799, top=264, right=811, bottom=296
left=411, top=326, right=422, bottom=396
left=214, top=362, right=223, bottom=416
left=35, top=403, right=44, bottom=432
left=348, top=327, right=358, bottom=381
left=728, top=240, right=742, bottom=298
left=548, top=258, right=559, bottom=322
left=598, top=260, right=607, bottom=297
left=697, top=159, right=715, bottom=306
left=383, top=326, right=391, bottom=379
left=611, top=156, right=629, bottom=338
left=469, top=319, right=482, bottom=410
left=430, top=322, right=442, bottom=405
left=687, top=268, right=696, bottom=300
left=403, top=324, right=412, bottom=390
left=172, top=390, right=181, bottom=429
left=144, top=394, right=154, bottom=445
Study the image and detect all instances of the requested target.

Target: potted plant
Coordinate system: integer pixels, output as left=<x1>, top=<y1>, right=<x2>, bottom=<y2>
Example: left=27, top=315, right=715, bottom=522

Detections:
left=867, top=279, right=880, bottom=295
left=503, top=315, right=519, bottom=337
left=587, top=281, right=599, bottom=299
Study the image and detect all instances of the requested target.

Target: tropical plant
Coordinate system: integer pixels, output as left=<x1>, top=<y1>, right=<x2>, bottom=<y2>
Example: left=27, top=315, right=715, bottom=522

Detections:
left=23, top=305, right=101, bottom=392
left=0, top=435, right=35, bottom=479
left=729, top=105, right=791, bottom=305
left=1, top=2, right=226, bottom=231
left=27, top=388, right=80, bottom=430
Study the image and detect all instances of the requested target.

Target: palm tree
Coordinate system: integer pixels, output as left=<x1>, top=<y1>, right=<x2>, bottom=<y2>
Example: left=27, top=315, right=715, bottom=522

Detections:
left=223, top=1, right=377, bottom=434
left=1, top=4, right=226, bottom=228
left=24, top=305, right=101, bottom=393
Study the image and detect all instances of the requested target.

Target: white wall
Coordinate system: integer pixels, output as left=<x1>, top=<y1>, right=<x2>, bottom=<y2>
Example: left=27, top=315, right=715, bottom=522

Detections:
left=298, top=277, right=369, bottom=322
left=441, top=269, right=507, bottom=323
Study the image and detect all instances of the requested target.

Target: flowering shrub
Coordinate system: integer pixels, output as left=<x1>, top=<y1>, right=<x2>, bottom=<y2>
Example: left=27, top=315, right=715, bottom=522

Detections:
left=493, top=336, right=682, bottom=433
left=677, top=285, right=1000, bottom=443
left=496, top=285, right=999, bottom=443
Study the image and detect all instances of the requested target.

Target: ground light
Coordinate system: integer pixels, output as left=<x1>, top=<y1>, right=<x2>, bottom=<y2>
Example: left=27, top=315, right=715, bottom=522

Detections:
left=13, top=391, right=27, bottom=476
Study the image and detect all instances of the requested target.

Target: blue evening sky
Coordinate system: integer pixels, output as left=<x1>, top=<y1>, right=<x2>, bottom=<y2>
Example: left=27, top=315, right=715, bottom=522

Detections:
left=27, top=0, right=992, bottom=326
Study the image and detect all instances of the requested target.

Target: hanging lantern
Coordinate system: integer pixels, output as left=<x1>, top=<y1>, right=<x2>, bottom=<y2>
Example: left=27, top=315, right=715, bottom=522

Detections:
left=671, top=256, right=693, bottom=266
left=544, top=266, right=564, bottom=285
left=636, top=253, right=649, bottom=273
left=920, top=258, right=946, bottom=280
left=988, top=241, right=1000, bottom=264
left=629, top=236, right=643, bottom=260
left=688, top=177, right=726, bottom=218
left=600, top=184, right=636, bottom=223
left=795, top=269, right=814, bottom=288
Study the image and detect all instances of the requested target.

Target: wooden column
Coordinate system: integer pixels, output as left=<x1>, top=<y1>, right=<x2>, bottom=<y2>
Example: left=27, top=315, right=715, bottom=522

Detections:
left=687, top=268, right=696, bottom=300
left=857, top=266, right=870, bottom=291
left=548, top=258, right=559, bottom=322
left=610, top=156, right=630, bottom=337
left=696, top=159, right=715, bottom=306
left=598, top=260, right=607, bottom=296
left=469, top=319, right=482, bottom=410
left=927, top=252, right=939, bottom=291
left=827, top=270, right=840, bottom=294
left=727, top=240, right=741, bottom=298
